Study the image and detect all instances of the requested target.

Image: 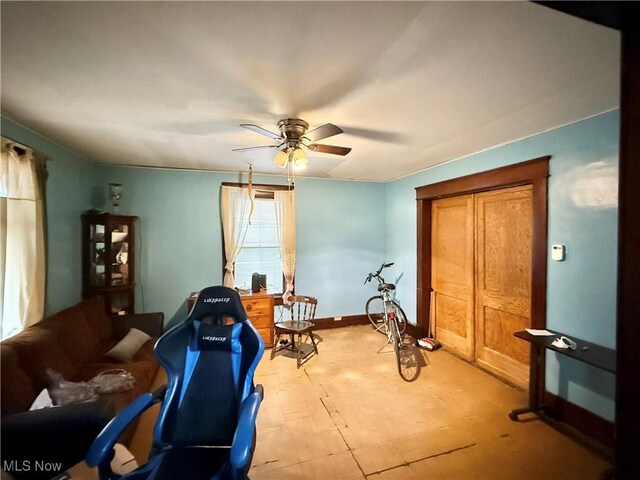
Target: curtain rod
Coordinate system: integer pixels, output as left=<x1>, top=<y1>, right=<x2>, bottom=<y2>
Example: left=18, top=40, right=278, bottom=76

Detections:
left=221, top=182, right=293, bottom=191
left=1, top=135, right=30, bottom=153
left=1, top=135, right=52, bottom=161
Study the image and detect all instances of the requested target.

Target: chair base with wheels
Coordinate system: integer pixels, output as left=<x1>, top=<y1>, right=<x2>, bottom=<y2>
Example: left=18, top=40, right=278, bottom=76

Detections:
left=270, top=295, right=318, bottom=369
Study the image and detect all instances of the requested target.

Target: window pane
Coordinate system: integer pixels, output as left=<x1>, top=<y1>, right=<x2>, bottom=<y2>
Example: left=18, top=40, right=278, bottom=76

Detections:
left=234, top=198, right=283, bottom=291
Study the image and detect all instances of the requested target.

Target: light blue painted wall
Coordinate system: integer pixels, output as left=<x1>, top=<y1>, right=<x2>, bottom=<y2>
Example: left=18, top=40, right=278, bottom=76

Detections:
left=1, top=116, right=97, bottom=315
left=295, top=178, right=387, bottom=319
left=95, top=165, right=386, bottom=325
left=385, top=110, right=619, bottom=421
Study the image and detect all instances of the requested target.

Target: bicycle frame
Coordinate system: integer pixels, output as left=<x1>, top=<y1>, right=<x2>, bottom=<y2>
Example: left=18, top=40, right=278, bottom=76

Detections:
left=375, top=279, right=403, bottom=354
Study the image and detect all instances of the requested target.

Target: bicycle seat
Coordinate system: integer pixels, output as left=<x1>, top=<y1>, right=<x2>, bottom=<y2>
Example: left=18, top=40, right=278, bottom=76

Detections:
left=377, top=283, right=395, bottom=292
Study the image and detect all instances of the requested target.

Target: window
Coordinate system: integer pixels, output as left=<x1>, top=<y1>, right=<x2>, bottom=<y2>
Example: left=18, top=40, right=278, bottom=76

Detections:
left=221, top=182, right=295, bottom=296
left=233, top=196, right=283, bottom=292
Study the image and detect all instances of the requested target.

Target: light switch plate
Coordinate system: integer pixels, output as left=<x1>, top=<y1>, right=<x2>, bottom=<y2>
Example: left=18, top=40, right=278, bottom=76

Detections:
left=552, top=244, right=566, bottom=261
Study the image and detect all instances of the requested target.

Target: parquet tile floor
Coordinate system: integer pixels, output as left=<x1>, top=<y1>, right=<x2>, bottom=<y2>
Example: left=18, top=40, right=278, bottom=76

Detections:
left=130, top=325, right=612, bottom=479
left=249, top=325, right=611, bottom=480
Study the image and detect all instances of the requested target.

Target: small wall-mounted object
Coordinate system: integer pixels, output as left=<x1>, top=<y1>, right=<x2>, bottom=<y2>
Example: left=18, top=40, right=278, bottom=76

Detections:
left=551, top=244, right=566, bottom=261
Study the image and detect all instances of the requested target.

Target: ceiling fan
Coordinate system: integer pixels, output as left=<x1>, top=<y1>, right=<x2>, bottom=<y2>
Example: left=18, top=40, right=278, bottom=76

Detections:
left=233, top=118, right=351, bottom=168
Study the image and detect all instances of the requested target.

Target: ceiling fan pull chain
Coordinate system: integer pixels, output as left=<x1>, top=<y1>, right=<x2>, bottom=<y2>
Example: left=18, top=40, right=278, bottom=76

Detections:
left=247, top=164, right=254, bottom=224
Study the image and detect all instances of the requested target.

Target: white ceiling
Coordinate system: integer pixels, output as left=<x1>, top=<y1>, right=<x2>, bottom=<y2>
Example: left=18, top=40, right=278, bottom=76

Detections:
left=1, top=1, right=620, bottom=182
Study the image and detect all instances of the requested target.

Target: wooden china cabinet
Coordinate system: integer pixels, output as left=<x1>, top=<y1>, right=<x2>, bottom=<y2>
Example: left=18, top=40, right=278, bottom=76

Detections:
left=82, top=213, right=138, bottom=315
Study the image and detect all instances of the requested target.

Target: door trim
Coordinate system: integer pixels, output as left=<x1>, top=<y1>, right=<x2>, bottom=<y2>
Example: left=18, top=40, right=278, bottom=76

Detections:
left=415, top=155, right=549, bottom=339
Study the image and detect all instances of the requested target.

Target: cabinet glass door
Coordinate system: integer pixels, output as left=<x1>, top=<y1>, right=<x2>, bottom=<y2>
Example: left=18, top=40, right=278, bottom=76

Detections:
left=110, top=223, right=130, bottom=286
left=89, top=223, right=106, bottom=287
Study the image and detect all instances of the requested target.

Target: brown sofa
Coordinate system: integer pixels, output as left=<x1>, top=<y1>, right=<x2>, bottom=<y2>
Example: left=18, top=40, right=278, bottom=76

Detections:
left=0, top=297, right=164, bottom=477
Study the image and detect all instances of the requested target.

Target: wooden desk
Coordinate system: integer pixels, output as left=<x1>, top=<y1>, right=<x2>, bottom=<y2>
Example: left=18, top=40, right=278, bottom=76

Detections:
left=510, top=329, right=616, bottom=420
left=187, top=290, right=276, bottom=348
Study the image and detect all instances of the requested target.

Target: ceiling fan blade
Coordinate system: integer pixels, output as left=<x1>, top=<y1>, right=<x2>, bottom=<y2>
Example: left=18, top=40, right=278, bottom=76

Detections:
left=307, top=143, right=352, bottom=156
left=303, top=123, right=343, bottom=142
left=341, top=126, right=407, bottom=144
left=233, top=144, right=282, bottom=152
left=240, top=124, right=282, bottom=141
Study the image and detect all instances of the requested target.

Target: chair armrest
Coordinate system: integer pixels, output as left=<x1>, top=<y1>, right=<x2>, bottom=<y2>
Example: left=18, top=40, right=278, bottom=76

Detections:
left=86, top=386, right=166, bottom=477
left=112, top=312, right=165, bottom=339
left=230, top=384, right=264, bottom=470
left=1, top=400, right=115, bottom=477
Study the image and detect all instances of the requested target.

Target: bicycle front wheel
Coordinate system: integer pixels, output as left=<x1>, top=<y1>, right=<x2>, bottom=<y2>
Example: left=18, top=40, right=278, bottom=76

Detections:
left=390, top=317, right=403, bottom=374
left=365, top=296, right=387, bottom=334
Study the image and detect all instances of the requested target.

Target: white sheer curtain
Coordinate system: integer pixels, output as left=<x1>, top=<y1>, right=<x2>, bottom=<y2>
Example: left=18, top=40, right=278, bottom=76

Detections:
left=220, top=185, right=255, bottom=287
left=274, top=190, right=296, bottom=303
left=1, top=139, right=46, bottom=339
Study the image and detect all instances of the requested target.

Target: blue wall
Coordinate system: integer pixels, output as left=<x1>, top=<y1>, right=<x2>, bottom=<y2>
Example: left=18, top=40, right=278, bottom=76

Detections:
left=296, top=178, right=387, bottom=319
left=384, top=111, right=619, bottom=421
left=95, top=165, right=386, bottom=325
left=1, top=116, right=97, bottom=315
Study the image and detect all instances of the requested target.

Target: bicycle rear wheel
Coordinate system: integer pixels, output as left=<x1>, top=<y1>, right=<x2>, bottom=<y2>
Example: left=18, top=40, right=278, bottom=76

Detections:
left=365, top=296, right=387, bottom=334
left=388, top=301, right=407, bottom=335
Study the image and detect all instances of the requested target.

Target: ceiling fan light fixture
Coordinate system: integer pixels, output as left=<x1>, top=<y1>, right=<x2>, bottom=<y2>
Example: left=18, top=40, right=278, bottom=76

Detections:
left=273, top=149, right=289, bottom=168
left=291, top=147, right=307, bottom=168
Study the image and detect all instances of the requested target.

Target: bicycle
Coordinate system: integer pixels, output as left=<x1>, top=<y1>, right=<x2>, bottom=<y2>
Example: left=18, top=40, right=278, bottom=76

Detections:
left=365, top=262, right=408, bottom=337
left=365, top=262, right=418, bottom=380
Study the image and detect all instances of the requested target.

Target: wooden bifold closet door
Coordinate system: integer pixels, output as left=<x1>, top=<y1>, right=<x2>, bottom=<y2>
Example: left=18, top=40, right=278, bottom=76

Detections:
left=431, top=185, right=532, bottom=387
left=431, top=194, right=475, bottom=360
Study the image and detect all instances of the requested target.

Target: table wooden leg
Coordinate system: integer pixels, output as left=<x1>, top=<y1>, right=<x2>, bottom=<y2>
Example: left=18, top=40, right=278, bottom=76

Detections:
left=509, top=344, right=550, bottom=420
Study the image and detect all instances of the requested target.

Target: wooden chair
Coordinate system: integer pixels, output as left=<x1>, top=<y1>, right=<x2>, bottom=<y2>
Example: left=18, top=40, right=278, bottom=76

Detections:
left=270, top=295, right=319, bottom=368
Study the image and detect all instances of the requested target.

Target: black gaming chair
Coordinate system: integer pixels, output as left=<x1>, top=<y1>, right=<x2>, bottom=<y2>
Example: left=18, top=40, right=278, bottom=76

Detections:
left=86, top=286, right=265, bottom=480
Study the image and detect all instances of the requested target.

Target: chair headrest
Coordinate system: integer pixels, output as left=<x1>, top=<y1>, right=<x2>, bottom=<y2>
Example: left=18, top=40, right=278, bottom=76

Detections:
left=189, top=286, right=247, bottom=324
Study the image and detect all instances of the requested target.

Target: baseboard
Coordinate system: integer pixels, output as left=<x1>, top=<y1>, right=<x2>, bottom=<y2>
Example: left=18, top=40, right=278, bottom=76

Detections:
left=313, top=314, right=370, bottom=330
left=405, top=322, right=425, bottom=340
left=543, top=390, right=614, bottom=458
left=313, top=315, right=427, bottom=338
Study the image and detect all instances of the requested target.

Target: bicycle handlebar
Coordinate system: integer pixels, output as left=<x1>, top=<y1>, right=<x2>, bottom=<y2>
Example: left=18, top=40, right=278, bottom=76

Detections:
left=365, top=262, right=394, bottom=284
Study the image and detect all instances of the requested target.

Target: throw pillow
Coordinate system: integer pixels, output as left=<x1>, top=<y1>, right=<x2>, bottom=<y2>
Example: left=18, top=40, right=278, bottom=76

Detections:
left=105, top=328, right=151, bottom=362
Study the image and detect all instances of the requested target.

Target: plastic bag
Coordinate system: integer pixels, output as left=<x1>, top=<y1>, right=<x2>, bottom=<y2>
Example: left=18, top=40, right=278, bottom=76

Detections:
left=89, top=369, right=135, bottom=394
left=46, top=369, right=98, bottom=406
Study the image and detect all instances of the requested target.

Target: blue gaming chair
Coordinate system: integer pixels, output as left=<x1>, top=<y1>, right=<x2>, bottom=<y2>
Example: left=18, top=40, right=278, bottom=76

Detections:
left=86, top=286, right=265, bottom=480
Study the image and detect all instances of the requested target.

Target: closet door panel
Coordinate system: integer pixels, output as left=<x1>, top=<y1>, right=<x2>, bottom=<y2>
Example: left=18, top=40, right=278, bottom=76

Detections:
left=475, top=185, right=532, bottom=387
left=431, top=195, right=475, bottom=360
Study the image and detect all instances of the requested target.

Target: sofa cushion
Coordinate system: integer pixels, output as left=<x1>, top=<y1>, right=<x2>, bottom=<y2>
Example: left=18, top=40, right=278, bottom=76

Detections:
left=39, top=310, right=104, bottom=365
left=3, top=327, right=77, bottom=394
left=76, top=352, right=159, bottom=411
left=81, top=297, right=115, bottom=343
left=1, top=344, right=36, bottom=416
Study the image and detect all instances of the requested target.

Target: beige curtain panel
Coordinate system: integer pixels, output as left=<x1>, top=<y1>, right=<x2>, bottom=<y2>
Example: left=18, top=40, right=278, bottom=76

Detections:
left=1, top=139, right=46, bottom=339
left=274, top=190, right=296, bottom=303
left=220, top=185, right=255, bottom=288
